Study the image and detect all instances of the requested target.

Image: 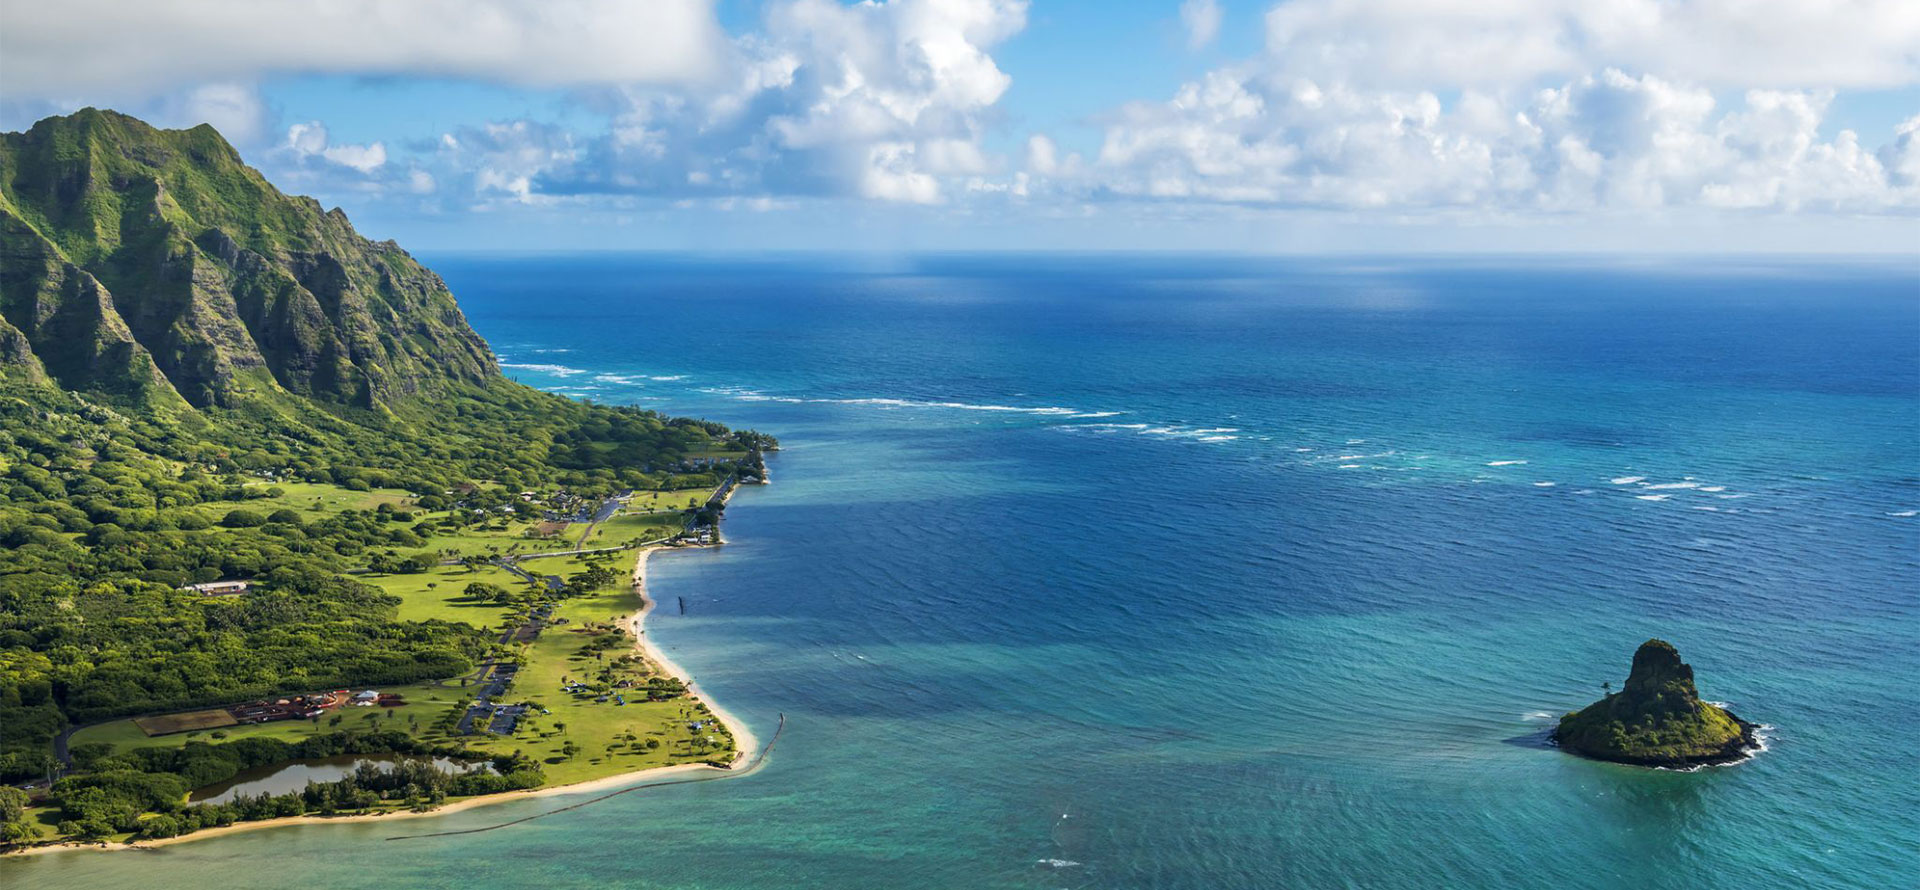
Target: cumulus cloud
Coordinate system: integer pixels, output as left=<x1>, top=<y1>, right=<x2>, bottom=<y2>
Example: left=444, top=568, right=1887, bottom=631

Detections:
left=264, top=120, right=441, bottom=203
left=514, top=0, right=1027, bottom=205
left=0, top=0, right=726, bottom=98
left=1033, top=1, right=1920, bottom=215
left=283, top=122, right=386, bottom=173
left=1261, top=0, right=1920, bottom=89
left=1180, top=0, right=1223, bottom=50
left=1881, top=115, right=1920, bottom=190
left=435, top=121, right=581, bottom=205
left=22, top=0, right=1908, bottom=224
left=1071, top=67, right=1919, bottom=213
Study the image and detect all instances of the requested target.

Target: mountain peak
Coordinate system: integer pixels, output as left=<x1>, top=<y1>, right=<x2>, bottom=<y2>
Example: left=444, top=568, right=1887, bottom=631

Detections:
left=1, top=109, right=496, bottom=410
left=1623, top=638, right=1695, bottom=704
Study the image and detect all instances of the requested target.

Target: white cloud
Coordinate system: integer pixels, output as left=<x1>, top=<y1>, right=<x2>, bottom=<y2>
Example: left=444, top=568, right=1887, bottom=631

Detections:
left=283, top=122, right=386, bottom=173
left=1026, top=135, right=1059, bottom=174
left=1261, top=0, right=1920, bottom=89
left=1880, top=115, right=1920, bottom=191
left=24, top=0, right=1904, bottom=228
left=861, top=143, right=944, bottom=203
left=1031, top=1, right=1920, bottom=216
left=1063, top=67, right=1920, bottom=214
left=0, top=0, right=726, bottom=99
left=172, top=83, right=267, bottom=144
left=1180, top=0, right=1222, bottom=50
left=435, top=121, right=581, bottom=206
left=754, top=0, right=1025, bottom=201
left=516, top=0, right=1027, bottom=205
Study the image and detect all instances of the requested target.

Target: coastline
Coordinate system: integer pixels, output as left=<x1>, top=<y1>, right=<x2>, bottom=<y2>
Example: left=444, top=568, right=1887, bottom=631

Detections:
left=7, top=524, right=759, bottom=859
left=630, top=544, right=762, bottom=766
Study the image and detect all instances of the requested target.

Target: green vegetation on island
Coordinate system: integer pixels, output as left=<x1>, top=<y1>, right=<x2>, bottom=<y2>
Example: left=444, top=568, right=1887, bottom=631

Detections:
left=1553, top=639, right=1758, bottom=768
left=0, top=110, right=771, bottom=848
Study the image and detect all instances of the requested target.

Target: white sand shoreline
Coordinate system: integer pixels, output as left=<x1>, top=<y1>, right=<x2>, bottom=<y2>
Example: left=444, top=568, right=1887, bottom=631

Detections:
left=631, top=544, right=762, bottom=766
left=7, top=519, right=762, bottom=859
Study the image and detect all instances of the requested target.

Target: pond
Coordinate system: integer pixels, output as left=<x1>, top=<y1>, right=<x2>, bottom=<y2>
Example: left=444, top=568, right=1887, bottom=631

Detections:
left=188, top=754, right=492, bottom=804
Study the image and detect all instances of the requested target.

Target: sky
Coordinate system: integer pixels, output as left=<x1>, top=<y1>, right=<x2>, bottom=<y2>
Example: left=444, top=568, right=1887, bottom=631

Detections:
left=3, top=0, right=1918, bottom=253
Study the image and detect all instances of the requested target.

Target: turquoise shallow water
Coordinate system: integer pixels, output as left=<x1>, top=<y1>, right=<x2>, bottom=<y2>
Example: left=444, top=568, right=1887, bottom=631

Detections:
left=10, top=255, right=1918, bottom=888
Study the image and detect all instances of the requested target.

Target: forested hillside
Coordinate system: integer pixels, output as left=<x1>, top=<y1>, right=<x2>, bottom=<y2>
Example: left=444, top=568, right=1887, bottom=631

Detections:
left=0, top=110, right=774, bottom=795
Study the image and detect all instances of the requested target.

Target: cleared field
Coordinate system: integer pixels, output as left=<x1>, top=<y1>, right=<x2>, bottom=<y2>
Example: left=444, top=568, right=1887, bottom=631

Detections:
left=680, top=449, right=749, bottom=460
left=360, top=563, right=534, bottom=626
left=514, top=552, right=626, bottom=581
left=622, top=488, right=718, bottom=512
left=461, top=550, right=733, bottom=784
left=185, top=480, right=417, bottom=525
left=418, top=519, right=543, bottom=558
left=69, top=683, right=469, bottom=755
left=133, top=709, right=236, bottom=736
left=581, top=512, right=684, bottom=547
left=267, top=481, right=416, bottom=513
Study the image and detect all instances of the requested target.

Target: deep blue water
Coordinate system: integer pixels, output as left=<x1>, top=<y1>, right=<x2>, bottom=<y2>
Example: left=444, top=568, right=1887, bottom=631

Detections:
left=13, top=254, right=1918, bottom=888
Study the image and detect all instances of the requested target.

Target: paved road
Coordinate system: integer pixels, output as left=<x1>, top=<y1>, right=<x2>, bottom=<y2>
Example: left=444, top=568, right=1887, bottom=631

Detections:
left=572, top=493, right=626, bottom=548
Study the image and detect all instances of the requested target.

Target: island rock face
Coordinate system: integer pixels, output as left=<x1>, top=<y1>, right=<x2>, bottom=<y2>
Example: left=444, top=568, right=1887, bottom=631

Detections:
left=1553, top=639, right=1758, bottom=768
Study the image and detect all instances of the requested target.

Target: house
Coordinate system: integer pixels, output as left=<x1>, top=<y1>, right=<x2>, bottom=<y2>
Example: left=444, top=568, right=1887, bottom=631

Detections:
left=184, top=580, right=251, bottom=596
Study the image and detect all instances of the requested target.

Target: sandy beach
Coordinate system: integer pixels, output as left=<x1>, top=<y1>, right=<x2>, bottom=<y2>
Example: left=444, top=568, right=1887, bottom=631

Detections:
left=7, top=538, right=759, bottom=858
left=630, top=544, right=762, bottom=765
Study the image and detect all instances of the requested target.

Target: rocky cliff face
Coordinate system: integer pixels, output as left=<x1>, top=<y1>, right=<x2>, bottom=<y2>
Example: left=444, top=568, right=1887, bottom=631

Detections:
left=1554, top=639, right=1758, bottom=768
left=0, top=109, right=496, bottom=409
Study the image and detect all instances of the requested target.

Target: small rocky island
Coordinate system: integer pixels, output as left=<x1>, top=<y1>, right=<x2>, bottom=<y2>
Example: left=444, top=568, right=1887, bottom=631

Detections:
left=1553, top=639, right=1759, bottom=768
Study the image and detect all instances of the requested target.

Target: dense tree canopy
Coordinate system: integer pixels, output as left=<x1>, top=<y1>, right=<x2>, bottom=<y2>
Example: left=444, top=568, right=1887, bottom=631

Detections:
left=0, top=378, right=771, bottom=783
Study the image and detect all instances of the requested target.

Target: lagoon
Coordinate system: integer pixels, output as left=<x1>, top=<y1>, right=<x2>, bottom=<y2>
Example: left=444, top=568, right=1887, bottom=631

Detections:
left=188, top=755, right=489, bottom=805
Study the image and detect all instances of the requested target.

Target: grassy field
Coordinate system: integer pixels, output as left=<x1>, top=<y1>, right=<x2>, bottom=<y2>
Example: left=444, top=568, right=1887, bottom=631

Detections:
left=459, top=550, right=734, bottom=784
left=189, top=481, right=417, bottom=523
left=79, top=550, right=726, bottom=783
left=580, top=512, right=685, bottom=548
left=623, top=488, right=718, bottom=513
left=16, top=484, right=747, bottom=847
left=358, top=563, right=534, bottom=626
left=415, top=519, right=545, bottom=558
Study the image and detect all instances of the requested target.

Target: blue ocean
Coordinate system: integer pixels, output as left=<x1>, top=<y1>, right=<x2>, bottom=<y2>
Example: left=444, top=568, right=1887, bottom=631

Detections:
left=13, top=255, right=1919, bottom=888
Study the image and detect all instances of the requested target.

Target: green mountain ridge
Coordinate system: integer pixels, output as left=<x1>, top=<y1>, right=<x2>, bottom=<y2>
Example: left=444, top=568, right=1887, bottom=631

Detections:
left=0, top=108, right=493, bottom=410
left=0, top=110, right=777, bottom=797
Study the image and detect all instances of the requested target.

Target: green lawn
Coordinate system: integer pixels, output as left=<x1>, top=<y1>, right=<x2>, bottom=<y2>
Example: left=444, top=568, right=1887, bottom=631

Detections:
left=57, top=544, right=726, bottom=812
left=414, top=518, right=544, bottom=559
left=189, top=480, right=417, bottom=524
left=358, top=564, right=534, bottom=626
left=460, top=553, right=733, bottom=784
left=580, top=512, right=684, bottom=548
left=622, top=488, right=718, bottom=513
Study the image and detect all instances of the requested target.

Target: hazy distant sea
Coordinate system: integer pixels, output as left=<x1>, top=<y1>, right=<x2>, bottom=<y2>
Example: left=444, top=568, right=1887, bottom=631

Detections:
left=13, top=254, right=1918, bottom=889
